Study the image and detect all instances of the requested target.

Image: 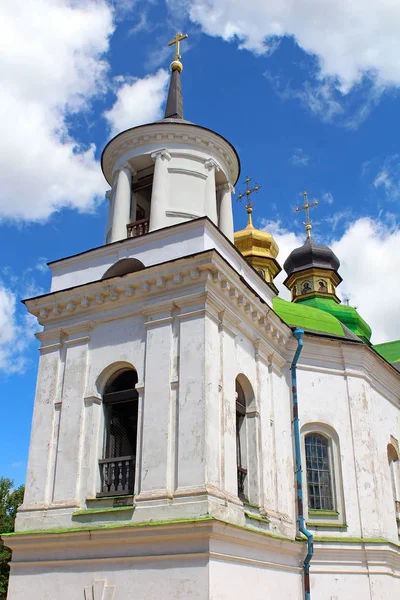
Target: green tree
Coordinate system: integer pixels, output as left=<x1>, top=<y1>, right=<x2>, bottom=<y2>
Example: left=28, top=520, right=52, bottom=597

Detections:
left=0, top=478, right=24, bottom=600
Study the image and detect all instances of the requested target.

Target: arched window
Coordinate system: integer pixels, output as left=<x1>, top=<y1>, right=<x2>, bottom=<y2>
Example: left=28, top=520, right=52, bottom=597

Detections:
left=305, top=433, right=334, bottom=511
left=388, top=444, right=400, bottom=523
left=236, top=379, right=248, bottom=501
left=98, top=369, right=138, bottom=497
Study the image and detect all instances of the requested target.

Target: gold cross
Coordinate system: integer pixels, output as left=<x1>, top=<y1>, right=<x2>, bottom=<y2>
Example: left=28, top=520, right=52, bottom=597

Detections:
left=294, top=190, right=319, bottom=239
left=168, top=32, right=188, bottom=62
left=238, top=176, right=262, bottom=226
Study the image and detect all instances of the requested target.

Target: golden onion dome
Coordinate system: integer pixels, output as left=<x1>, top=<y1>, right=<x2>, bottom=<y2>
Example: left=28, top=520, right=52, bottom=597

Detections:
left=234, top=206, right=279, bottom=260
left=234, top=206, right=281, bottom=290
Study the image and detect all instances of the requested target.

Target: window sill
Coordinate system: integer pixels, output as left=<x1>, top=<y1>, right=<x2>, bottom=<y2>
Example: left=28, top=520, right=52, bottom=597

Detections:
left=244, top=511, right=270, bottom=523
left=72, top=506, right=134, bottom=517
left=308, top=510, right=339, bottom=517
left=306, top=521, right=347, bottom=529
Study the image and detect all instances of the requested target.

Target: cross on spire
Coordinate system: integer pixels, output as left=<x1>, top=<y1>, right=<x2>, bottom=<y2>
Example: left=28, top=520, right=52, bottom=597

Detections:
left=168, top=32, right=188, bottom=71
left=238, top=176, right=262, bottom=226
left=294, top=190, right=319, bottom=239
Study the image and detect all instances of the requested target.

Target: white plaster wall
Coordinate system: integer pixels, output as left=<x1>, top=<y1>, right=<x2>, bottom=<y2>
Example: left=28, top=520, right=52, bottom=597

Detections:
left=297, top=338, right=400, bottom=544
left=7, top=560, right=209, bottom=600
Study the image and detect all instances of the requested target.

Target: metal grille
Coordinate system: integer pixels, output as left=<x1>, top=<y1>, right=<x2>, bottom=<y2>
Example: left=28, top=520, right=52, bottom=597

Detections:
left=236, top=381, right=248, bottom=501
left=305, top=433, right=334, bottom=511
left=100, top=399, right=138, bottom=496
left=104, top=401, right=137, bottom=460
left=136, top=205, right=146, bottom=221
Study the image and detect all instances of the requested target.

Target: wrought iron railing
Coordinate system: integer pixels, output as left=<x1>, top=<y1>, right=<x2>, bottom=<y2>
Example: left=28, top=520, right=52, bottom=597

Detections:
left=98, top=456, right=135, bottom=496
left=237, top=466, right=248, bottom=501
left=127, top=218, right=149, bottom=238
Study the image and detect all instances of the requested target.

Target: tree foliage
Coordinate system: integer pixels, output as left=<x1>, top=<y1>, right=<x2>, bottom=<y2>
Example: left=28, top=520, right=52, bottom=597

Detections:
left=0, top=478, right=24, bottom=600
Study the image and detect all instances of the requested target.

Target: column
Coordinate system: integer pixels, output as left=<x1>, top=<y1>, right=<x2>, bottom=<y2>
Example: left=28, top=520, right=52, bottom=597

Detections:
left=204, top=158, right=219, bottom=225
left=104, top=189, right=113, bottom=244
left=110, top=163, right=133, bottom=242
left=149, top=149, right=171, bottom=231
left=218, top=182, right=235, bottom=242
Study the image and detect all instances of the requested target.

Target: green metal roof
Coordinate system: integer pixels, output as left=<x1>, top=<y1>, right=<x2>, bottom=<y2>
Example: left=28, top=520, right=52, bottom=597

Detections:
left=294, top=297, right=372, bottom=343
left=373, top=340, right=400, bottom=365
left=273, top=297, right=346, bottom=337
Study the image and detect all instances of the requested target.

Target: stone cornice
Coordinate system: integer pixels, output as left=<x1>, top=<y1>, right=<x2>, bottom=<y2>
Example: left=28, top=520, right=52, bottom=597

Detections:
left=26, top=250, right=290, bottom=364
left=101, top=122, right=239, bottom=186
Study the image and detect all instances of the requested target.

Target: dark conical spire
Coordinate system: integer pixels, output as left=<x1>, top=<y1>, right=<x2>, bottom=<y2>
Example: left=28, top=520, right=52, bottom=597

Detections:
left=164, top=68, right=184, bottom=120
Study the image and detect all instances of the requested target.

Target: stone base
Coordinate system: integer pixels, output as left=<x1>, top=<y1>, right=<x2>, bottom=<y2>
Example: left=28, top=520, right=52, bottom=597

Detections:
left=4, top=519, right=400, bottom=600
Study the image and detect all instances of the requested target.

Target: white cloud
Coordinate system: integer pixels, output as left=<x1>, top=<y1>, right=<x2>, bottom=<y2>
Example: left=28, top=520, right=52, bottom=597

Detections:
left=260, top=219, right=304, bottom=301
left=182, top=0, right=400, bottom=93
left=104, top=70, right=169, bottom=136
left=374, top=155, right=400, bottom=200
left=0, top=284, right=36, bottom=374
left=262, top=217, right=400, bottom=344
left=0, top=0, right=114, bottom=222
left=290, top=148, right=310, bottom=167
left=322, top=192, right=334, bottom=206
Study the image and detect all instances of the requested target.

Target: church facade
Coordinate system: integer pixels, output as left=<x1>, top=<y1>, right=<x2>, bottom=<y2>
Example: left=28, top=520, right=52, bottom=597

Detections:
left=3, top=35, right=400, bottom=600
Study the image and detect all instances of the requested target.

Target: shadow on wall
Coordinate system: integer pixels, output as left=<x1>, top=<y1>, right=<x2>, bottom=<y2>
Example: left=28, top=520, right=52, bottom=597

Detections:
left=102, top=258, right=145, bottom=280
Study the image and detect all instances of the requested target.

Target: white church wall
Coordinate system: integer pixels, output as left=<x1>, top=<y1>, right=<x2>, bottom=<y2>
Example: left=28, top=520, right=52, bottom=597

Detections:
left=297, top=336, right=400, bottom=545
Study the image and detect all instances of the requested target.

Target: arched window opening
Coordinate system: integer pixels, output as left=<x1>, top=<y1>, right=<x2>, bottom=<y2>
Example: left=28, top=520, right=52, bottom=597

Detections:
left=305, top=433, right=334, bottom=511
left=98, top=369, right=138, bottom=497
left=388, top=444, right=400, bottom=522
left=102, top=258, right=145, bottom=280
left=127, top=169, right=153, bottom=238
left=236, top=379, right=248, bottom=501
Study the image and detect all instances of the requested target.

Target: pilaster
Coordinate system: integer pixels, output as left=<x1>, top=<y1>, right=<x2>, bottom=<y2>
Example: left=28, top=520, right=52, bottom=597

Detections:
left=136, top=306, right=174, bottom=501
left=52, top=322, right=92, bottom=506
left=22, top=331, right=63, bottom=509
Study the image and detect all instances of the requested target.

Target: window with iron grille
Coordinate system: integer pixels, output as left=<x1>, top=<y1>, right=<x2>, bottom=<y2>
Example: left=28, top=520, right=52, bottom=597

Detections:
left=98, top=369, right=138, bottom=497
left=305, top=433, right=334, bottom=511
left=236, top=380, right=248, bottom=501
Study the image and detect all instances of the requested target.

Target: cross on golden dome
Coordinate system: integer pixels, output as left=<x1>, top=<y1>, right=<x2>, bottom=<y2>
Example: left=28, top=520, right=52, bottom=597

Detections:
left=168, top=32, right=188, bottom=72
left=238, top=176, right=262, bottom=225
left=294, top=190, right=319, bottom=239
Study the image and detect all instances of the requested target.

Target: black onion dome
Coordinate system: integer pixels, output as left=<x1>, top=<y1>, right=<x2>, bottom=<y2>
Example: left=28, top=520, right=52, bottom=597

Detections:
left=283, top=237, right=340, bottom=277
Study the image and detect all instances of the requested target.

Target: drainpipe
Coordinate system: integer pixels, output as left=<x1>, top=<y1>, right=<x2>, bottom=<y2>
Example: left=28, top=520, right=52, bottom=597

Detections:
left=291, top=328, right=313, bottom=600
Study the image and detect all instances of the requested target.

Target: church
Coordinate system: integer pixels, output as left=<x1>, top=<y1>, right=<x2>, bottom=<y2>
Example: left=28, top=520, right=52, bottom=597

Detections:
left=3, top=33, right=400, bottom=600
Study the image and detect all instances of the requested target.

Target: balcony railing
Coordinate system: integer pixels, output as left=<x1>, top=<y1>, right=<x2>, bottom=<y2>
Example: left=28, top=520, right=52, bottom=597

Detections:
left=98, top=456, right=135, bottom=497
left=127, top=218, right=149, bottom=238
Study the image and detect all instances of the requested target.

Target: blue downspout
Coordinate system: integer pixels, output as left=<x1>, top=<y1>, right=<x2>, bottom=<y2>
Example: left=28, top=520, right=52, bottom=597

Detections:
left=291, top=328, right=313, bottom=600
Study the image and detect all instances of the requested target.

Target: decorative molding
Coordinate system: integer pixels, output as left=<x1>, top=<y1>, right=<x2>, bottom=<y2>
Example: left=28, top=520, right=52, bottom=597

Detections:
left=151, top=148, right=171, bottom=162
left=84, top=579, right=115, bottom=600
left=26, top=252, right=290, bottom=357
left=84, top=396, right=102, bottom=406
left=217, top=182, right=235, bottom=194
left=101, top=124, right=238, bottom=186
left=204, top=158, right=220, bottom=172
left=167, top=167, right=207, bottom=180
left=165, top=209, right=202, bottom=219
left=112, top=161, right=136, bottom=176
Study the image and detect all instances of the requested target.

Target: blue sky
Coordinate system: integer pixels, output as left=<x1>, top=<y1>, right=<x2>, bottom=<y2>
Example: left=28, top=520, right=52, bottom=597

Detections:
left=1, top=0, right=400, bottom=485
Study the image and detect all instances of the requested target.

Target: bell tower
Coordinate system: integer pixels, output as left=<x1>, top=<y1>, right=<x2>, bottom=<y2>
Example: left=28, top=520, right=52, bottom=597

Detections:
left=103, top=32, right=238, bottom=244
left=4, top=34, right=301, bottom=600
